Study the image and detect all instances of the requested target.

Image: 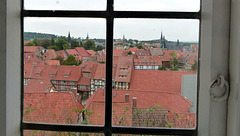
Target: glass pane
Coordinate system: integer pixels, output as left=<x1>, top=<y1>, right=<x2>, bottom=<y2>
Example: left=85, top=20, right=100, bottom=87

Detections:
left=24, top=0, right=106, bottom=11
left=115, top=0, right=200, bottom=12
left=24, top=130, right=104, bottom=136
left=111, top=19, right=199, bottom=128
left=23, top=18, right=106, bottom=125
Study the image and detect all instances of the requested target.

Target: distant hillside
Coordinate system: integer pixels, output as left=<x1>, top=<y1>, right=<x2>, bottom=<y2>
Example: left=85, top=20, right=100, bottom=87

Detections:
left=24, top=32, right=60, bottom=41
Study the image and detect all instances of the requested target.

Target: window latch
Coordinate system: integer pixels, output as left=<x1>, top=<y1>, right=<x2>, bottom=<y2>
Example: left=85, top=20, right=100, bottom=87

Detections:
left=210, top=75, right=230, bottom=102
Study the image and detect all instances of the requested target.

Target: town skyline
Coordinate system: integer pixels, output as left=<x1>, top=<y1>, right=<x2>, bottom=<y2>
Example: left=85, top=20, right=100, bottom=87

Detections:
left=24, top=18, right=199, bottom=42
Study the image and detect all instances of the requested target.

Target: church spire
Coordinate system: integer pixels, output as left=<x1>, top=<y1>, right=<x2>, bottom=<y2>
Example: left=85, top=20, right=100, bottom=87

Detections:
left=67, top=31, right=72, bottom=47
left=86, top=33, right=89, bottom=40
left=67, top=31, right=71, bottom=43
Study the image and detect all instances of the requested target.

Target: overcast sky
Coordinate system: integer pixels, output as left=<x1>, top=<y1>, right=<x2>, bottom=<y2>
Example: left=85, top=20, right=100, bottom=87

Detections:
left=24, top=0, right=200, bottom=42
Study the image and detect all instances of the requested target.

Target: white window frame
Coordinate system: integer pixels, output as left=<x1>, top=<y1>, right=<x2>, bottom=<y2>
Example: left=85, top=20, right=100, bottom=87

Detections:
left=1, top=0, right=239, bottom=136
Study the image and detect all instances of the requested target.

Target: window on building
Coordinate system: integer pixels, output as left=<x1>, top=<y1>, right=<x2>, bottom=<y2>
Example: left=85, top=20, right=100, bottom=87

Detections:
left=22, top=0, right=200, bottom=136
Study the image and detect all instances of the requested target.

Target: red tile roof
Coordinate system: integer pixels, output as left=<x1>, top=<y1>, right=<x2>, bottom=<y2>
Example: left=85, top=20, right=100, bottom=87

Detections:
left=24, top=92, right=84, bottom=124
left=86, top=50, right=96, bottom=56
left=24, top=79, right=54, bottom=93
left=114, top=56, right=133, bottom=83
left=127, top=47, right=138, bottom=53
left=134, top=56, right=162, bottom=66
left=24, top=53, right=40, bottom=64
left=78, top=77, right=90, bottom=85
left=44, top=60, right=60, bottom=65
left=130, top=70, right=197, bottom=94
left=80, top=61, right=98, bottom=78
left=86, top=89, right=192, bottom=126
left=135, top=49, right=151, bottom=58
left=43, top=49, right=58, bottom=60
left=113, top=49, right=123, bottom=56
left=29, top=63, right=81, bottom=82
left=24, top=46, right=38, bottom=53
left=66, top=49, right=80, bottom=57
left=75, top=47, right=90, bottom=57
left=56, top=50, right=68, bottom=59
left=93, top=64, right=105, bottom=79
left=24, top=63, right=34, bottom=78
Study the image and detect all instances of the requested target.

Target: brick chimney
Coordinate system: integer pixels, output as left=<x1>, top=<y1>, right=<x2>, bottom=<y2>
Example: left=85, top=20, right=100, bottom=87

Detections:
left=133, top=97, right=137, bottom=107
left=125, top=94, right=129, bottom=102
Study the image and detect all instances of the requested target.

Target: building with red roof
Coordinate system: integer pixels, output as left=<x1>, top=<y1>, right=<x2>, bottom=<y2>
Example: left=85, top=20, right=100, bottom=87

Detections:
left=24, top=92, right=84, bottom=124
left=24, top=78, right=55, bottom=93
left=44, top=60, right=60, bottom=65
left=114, top=56, right=133, bottom=90
left=86, top=50, right=96, bottom=56
left=24, top=52, right=41, bottom=65
left=134, top=56, right=162, bottom=70
left=130, top=70, right=197, bottom=94
left=113, top=49, right=123, bottom=56
left=86, top=89, right=195, bottom=128
left=42, top=49, right=58, bottom=60
left=65, top=49, right=80, bottom=57
left=75, top=47, right=90, bottom=57
left=135, top=49, right=151, bottom=58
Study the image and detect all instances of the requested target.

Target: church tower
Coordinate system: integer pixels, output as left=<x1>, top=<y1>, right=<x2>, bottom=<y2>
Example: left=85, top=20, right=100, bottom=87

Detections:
left=67, top=31, right=72, bottom=47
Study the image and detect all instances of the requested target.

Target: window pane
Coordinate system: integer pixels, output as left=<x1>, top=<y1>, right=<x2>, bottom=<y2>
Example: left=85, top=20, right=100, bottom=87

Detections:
left=114, top=0, right=200, bottom=12
left=23, top=18, right=106, bottom=125
left=24, top=0, right=106, bottom=11
left=111, top=19, right=198, bottom=128
left=24, top=130, right=104, bottom=136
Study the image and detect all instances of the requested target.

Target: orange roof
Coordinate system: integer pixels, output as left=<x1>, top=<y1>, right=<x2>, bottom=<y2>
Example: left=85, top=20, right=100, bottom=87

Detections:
left=45, top=60, right=60, bottom=65
left=130, top=70, right=197, bottom=94
left=66, top=49, right=79, bottom=56
left=43, top=49, right=57, bottom=60
left=24, top=46, right=38, bottom=53
left=86, top=50, right=96, bottom=56
left=86, top=89, right=192, bottom=126
left=93, top=64, right=105, bottom=79
left=114, top=56, right=133, bottom=83
left=113, top=49, right=123, bottom=56
left=24, top=92, right=84, bottom=124
left=134, top=56, right=162, bottom=66
left=75, top=47, right=90, bottom=57
left=24, top=79, right=54, bottom=93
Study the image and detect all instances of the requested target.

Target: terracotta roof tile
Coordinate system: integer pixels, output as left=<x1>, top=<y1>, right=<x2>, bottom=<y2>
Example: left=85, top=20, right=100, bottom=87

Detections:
left=24, top=79, right=54, bottom=93
left=86, top=50, right=96, bottom=56
left=86, top=89, right=193, bottom=126
left=66, top=49, right=80, bottom=57
left=130, top=70, right=197, bottom=94
left=45, top=60, right=60, bottom=65
left=24, top=92, right=84, bottom=124
left=75, top=47, right=90, bottom=57
left=43, top=49, right=58, bottom=60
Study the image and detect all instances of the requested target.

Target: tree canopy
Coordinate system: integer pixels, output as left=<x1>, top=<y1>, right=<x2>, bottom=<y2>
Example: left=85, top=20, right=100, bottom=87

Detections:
left=62, top=55, right=80, bottom=66
left=24, top=42, right=35, bottom=46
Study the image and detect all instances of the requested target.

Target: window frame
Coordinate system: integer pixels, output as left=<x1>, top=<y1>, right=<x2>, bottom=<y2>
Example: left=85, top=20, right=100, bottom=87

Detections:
left=21, top=0, right=200, bottom=135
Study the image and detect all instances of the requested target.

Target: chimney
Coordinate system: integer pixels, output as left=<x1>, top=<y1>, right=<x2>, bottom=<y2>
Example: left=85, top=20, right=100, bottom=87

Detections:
left=125, top=94, right=129, bottom=102
left=133, top=97, right=137, bottom=107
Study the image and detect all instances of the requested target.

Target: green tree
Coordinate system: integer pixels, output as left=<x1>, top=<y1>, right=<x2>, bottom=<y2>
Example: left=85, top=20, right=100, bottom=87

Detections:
left=96, top=45, right=105, bottom=51
left=62, top=55, right=79, bottom=66
left=136, top=44, right=143, bottom=49
left=191, top=60, right=198, bottom=71
left=84, top=40, right=96, bottom=50
left=32, top=38, right=38, bottom=46
left=55, top=37, right=67, bottom=50
left=71, top=39, right=80, bottom=48
left=37, top=39, right=51, bottom=48
left=47, top=45, right=60, bottom=51
left=62, top=44, right=70, bottom=50
left=24, top=42, right=35, bottom=46
left=158, top=65, right=166, bottom=70
left=169, top=52, right=179, bottom=71
left=127, top=51, right=133, bottom=55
